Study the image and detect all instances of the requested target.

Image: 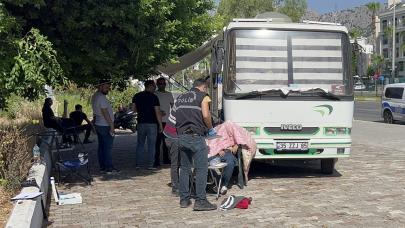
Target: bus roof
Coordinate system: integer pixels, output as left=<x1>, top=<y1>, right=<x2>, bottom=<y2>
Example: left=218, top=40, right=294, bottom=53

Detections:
left=226, top=22, right=348, bottom=34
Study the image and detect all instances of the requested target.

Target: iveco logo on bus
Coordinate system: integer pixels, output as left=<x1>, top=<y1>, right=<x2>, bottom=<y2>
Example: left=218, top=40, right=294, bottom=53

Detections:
left=280, top=124, right=303, bottom=131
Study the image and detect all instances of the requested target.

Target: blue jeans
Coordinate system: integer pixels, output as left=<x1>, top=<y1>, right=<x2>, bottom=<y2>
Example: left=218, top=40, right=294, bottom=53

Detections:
left=95, top=125, right=114, bottom=170
left=178, top=134, right=208, bottom=201
left=208, top=151, right=236, bottom=187
left=136, top=123, right=157, bottom=168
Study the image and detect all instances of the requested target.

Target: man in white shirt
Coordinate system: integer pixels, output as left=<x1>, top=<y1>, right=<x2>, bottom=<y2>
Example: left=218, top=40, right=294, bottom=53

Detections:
left=154, top=77, right=174, bottom=166
left=91, top=79, right=119, bottom=174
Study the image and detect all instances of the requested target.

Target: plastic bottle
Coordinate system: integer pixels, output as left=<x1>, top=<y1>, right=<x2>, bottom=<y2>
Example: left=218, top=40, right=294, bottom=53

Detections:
left=32, top=144, right=41, bottom=164
left=78, top=153, right=84, bottom=163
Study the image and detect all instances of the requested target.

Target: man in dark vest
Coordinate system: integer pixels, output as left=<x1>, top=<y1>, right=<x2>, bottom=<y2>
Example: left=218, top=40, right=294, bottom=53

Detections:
left=175, top=78, right=217, bottom=211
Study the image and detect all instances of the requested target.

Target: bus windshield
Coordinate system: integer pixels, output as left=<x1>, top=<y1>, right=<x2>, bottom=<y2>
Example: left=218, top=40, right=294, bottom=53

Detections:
left=224, top=29, right=352, bottom=97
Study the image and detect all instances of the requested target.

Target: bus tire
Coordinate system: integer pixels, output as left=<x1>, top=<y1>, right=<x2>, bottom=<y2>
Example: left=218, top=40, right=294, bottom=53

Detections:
left=321, top=158, right=336, bottom=174
left=383, top=110, right=394, bottom=124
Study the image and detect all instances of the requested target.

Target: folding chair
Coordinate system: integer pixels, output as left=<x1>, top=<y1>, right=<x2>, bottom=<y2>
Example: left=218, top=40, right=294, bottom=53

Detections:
left=207, top=162, right=227, bottom=200
left=56, top=126, right=92, bottom=185
left=235, top=145, right=246, bottom=189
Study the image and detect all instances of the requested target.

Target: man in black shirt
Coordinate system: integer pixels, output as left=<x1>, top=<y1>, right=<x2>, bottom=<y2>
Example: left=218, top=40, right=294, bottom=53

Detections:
left=69, top=104, right=93, bottom=144
left=132, top=80, right=163, bottom=169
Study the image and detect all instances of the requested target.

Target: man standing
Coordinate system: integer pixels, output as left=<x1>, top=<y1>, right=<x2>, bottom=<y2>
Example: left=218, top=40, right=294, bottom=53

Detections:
left=132, top=80, right=163, bottom=170
left=91, top=79, right=118, bottom=174
left=154, top=77, right=174, bottom=166
left=175, top=78, right=217, bottom=211
left=69, top=104, right=93, bottom=144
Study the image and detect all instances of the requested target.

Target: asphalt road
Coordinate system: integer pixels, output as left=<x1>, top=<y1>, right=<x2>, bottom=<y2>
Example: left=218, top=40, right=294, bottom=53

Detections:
left=354, top=100, right=382, bottom=122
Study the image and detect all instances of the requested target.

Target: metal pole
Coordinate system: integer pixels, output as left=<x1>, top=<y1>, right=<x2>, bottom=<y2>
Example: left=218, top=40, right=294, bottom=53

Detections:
left=392, top=3, right=396, bottom=80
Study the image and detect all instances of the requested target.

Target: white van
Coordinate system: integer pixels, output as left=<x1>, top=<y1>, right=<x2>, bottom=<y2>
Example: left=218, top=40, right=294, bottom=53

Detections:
left=382, top=83, right=405, bottom=123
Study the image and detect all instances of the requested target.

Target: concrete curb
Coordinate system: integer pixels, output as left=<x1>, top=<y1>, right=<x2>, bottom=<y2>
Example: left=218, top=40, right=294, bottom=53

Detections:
left=5, top=136, right=52, bottom=228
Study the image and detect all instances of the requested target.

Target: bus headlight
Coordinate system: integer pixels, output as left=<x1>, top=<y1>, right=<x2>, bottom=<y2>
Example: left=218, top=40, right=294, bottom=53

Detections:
left=324, top=127, right=350, bottom=136
left=324, top=127, right=337, bottom=136
left=244, top=127, right=259, bottom=135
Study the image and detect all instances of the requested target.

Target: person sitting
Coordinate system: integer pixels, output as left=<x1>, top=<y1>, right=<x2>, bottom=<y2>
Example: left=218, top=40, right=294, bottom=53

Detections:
left=42, top=97, right=74, bottom=143
left=69, top=104, right=93, bottom=144
left=208, top=145, right=238, bottom=195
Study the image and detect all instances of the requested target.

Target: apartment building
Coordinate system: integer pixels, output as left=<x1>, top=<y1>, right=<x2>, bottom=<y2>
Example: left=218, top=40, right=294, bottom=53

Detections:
left=379, top=0, right=405, bottom=78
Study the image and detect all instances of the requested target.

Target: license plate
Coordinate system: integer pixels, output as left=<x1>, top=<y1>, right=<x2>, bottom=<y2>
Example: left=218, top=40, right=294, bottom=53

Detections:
left=276, top=142, right=308, bottom=150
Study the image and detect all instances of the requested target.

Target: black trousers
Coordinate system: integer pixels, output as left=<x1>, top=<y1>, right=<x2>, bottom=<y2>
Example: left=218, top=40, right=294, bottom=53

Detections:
left=155, top=122, right=170, bottom=166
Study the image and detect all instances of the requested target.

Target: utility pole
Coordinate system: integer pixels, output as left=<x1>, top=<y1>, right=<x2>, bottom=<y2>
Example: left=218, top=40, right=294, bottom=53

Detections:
left=392, top=3, right=396, bottom=80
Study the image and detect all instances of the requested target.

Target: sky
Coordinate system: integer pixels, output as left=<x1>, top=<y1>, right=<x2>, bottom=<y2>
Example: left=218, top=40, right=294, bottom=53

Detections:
left=307, top=0, right=387, bottom=14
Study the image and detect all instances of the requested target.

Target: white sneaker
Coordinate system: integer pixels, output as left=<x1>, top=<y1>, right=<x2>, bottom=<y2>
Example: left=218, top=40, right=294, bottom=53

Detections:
left=220, top=186, right=228, bottom=195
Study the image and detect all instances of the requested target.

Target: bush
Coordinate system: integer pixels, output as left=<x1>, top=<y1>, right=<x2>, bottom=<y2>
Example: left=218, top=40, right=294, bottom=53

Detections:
left=0, top=125, right=34, bottom=191
left=0, top=94, right=43, bottom=120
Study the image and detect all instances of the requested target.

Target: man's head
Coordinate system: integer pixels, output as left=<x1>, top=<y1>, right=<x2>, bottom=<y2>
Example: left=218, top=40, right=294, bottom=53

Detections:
left=156, top=77, right=166, bottom=91
left=97, top=79, right=112, bottom=95
left=44, top=97, right=53, bottom=107
left=144, top=80, right=156, bottom=92
left=193, top=78, right=208, bottom=93
left=75, top=104, right=83, bottom=112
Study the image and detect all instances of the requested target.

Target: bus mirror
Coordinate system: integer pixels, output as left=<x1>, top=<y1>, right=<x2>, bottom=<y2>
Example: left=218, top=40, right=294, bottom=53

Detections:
left=211, top=40, right=224, bottom=74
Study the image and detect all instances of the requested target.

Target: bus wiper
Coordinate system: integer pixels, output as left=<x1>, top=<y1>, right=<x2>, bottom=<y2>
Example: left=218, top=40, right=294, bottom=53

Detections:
left=235, top=89, right=283, bottom=99
left=299, top=88, right=340, bottom=101
left=315, top=90, right=340, bottom=101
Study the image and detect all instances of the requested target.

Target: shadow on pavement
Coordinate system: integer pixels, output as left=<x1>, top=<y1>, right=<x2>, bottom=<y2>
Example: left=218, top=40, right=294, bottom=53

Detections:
left=248, top=160, right=342, bottom=179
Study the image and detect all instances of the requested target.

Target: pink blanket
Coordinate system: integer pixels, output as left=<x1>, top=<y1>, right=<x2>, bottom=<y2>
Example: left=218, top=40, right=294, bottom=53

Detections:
left=206, top=121, right=257, bottom=178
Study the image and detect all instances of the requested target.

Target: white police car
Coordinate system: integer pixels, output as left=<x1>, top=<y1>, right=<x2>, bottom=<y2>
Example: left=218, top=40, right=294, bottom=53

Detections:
left=382, top=83, right=405, bottom=123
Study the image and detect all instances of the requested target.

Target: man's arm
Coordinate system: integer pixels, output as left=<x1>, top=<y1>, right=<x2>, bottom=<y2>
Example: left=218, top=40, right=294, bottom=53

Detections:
left=101, top=108, right=114, bottom=134
left=201, top=97, right=213, bottom=129
left=154, top=106, right=163, bottom=132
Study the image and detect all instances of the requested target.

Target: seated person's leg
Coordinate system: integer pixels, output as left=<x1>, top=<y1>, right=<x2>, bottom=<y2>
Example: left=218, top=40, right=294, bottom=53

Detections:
left=83, top=124, right=92, bottom=142
left=220, top=150, right=236, bottom=188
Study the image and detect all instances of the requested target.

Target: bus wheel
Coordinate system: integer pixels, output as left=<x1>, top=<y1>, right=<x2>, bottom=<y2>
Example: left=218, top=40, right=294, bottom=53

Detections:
left=383, top=110, right=393, bottom=124
left=321, top=158, right=336, bottom=174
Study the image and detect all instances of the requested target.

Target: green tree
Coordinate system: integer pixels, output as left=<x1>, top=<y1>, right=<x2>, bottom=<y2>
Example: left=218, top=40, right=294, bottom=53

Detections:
left=217, top=0, right=274, bottom=24
left=4, top=0, right=218, bottom=84
left=278, top=0, right=307, bottom=22
left=349, top=27, right=363, bottom=40
left=366, top=2, right=380, bottom=47
left=0, top=1, right=64, bottom=108
left=371, top=54, right=385, bottom=76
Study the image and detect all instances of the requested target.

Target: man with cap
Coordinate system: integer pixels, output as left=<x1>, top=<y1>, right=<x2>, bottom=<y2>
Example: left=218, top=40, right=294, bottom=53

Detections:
left=175, top=77, right=217, bottom=211
left=91, top=79, right=119, bottom=174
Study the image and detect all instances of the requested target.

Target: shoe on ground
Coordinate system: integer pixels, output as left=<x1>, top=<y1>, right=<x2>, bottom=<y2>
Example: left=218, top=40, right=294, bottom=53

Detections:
left=106, top=167, right=120, bottom=174
left=220, top=186, right=228, bottom=195
left=146, top=167, right=158, bottom=170
left=172, top=188, right=179, bottom=197
left=135, top=166, right=141, bottom=170
left=180, top=199, right=192, bottom=208
left=193, top=199, right=217, bottom=211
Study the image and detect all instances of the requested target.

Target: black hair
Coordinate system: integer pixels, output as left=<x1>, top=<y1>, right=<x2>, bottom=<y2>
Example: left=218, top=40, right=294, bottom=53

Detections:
left=44, top=97, right=53, bottom=107
left=75, top=104, right=82, bottom=110
left=157, top=77, right=166, bottom=83
left=144, top=80, right=156, bottom=87
left=193, top=77, right=208, bottom=88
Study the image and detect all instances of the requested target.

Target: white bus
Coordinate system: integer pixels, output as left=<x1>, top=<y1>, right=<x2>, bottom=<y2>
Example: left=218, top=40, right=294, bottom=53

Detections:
left=210, top=16, right=353, bottom=174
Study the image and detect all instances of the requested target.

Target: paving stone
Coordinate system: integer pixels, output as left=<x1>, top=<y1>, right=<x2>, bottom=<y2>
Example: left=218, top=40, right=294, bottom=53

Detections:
left=48, top=125, right=405, bottom=227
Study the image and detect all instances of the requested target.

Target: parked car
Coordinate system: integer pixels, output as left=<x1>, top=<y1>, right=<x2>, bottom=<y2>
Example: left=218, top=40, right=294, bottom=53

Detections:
left=354, top=82, right=366, bottom=90
left=381, top=83, right=405, bottom=124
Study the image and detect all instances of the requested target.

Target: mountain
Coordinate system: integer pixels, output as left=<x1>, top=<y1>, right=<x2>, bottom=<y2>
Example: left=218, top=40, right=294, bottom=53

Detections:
left=303, top=5, right=382, bottom=40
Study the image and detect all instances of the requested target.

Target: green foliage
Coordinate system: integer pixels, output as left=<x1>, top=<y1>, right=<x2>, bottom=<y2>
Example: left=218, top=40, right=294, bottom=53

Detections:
left=0, top=2, right=65, bottom=109
left=4, top=0, right=218, bottom=84
left=1, top=94, right=43, bottom=119
left=9, top=28, right=65, bottom=100
left=371, top=54, right=385, bottom=75
left=278, top=0, right=307, bottom=22
left=349, top=27, right=363, bottom=39
left=217, top=0, right=274, bottom=24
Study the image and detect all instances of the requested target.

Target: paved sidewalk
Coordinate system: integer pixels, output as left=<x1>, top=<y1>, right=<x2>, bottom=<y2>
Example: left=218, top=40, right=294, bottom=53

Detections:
left=48, top=123, right=405, bottom=227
